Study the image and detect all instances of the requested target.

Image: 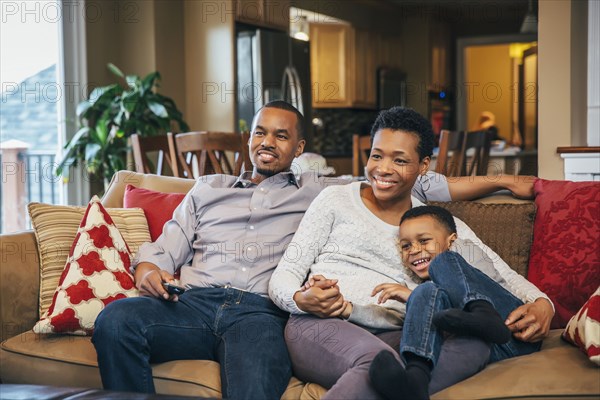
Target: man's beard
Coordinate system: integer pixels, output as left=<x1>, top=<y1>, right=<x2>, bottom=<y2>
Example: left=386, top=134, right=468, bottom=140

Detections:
left=255, top=166, right=280, bottom=177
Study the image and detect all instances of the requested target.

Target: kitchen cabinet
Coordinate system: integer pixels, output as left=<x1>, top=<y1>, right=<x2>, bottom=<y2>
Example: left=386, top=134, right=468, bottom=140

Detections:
left=310, top=23, right=401, bottom=109
left=235, top=0, right=290, bottom=32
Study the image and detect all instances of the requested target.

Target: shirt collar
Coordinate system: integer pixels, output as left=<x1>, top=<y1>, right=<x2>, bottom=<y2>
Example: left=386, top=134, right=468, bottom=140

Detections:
left=232, top=170, right=299, bottom=188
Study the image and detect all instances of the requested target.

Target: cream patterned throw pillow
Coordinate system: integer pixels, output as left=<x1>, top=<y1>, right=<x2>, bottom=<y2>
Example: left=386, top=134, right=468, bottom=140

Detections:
left=563, top=286, right=600, bottom=366
left=28, top=200, right=150, bottom=317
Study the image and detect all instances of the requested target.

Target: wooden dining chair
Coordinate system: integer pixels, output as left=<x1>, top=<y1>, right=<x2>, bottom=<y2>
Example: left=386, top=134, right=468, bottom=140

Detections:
left=352, top=134, right=372, bottom=177
left=435, top=130, right=465, bottom=177
left=131, top=133, right=176, bottom=175
left=462, top=130, right=493, bottom=176
left=168, top=131, right=247, bottom=178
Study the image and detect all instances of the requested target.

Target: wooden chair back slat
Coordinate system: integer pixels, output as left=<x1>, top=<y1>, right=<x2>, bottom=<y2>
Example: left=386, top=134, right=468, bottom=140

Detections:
left=131, top=134, right=176, bottom=176
left=352, top=134, right=372, bottom=177
left=167, top=131, right=247, bottom=178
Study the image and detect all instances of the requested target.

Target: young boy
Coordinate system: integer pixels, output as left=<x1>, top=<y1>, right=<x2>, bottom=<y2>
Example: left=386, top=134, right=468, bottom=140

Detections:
left=369, top=205, right=541, bottom=400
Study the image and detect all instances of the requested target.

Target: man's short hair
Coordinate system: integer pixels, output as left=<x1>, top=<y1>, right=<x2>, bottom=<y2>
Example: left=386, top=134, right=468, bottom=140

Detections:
left=370, top=107, right=434, bottom=161
left=400, top=205, right=457, bottom=234
left=261, top=100, right=305, bottom=139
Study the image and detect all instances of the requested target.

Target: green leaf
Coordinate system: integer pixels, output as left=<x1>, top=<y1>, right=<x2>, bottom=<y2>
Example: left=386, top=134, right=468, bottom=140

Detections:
left=148, top=101, right=168, bottom=118
left=107, top=63, right=125, bottom=78
left=88, top=84, right=122, bottom=106
left=85, top=143, right=102, bottom=163
left=76, top=100, right=92, bottom=118
left=141, top=72, right=160, bottom=92
left=126, top=75, right=139, bottom=89
left=122, top=91, right=140, bottom=114
left=95, top=119, right=110, bottom=145
left=65, top=126, right=91, bottom=148
left=55, top=128, right=89, bottom=176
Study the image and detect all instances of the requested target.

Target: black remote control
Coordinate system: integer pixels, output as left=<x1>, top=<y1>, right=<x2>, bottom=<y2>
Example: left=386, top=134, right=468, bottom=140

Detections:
left=162, top=282, right=186, bottom=295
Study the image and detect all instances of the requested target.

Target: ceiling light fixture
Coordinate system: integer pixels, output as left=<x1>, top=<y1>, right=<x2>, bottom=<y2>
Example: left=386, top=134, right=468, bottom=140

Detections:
left=520, top=0, right=538, bottom=34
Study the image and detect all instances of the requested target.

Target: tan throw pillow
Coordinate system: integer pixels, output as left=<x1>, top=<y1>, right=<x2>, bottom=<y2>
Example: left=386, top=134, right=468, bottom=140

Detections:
left=429, top=201, right=536, bottom=277
left=28, top=202, right=151, bottom=317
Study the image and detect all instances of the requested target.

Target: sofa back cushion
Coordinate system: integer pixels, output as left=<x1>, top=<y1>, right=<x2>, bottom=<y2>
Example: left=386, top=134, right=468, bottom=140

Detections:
left=429, top=201, right=536, bottom=277
left=528, top=179, right=600, bottom=328
left=102, top=171, right=194, bottom=208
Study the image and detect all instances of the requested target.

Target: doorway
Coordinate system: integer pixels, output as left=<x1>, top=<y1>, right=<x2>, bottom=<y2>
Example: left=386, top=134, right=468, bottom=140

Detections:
left=457, top=34, right=537, bottom=149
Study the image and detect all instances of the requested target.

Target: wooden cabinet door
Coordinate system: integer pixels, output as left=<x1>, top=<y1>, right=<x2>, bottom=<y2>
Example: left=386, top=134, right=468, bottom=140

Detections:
left=264, top=0, right=290, bottom=32
left=310, top=23, right=353, bottom=107
left=235, top=0, right=289, bottom=32
left=379, top=34, right=402, bottom=69
left=353, top=29, right=377, bottom=108
left=236, top=0, right=264, bottom=26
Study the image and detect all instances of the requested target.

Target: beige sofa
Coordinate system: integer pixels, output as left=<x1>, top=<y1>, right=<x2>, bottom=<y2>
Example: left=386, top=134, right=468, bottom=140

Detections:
left=1, top=171, right=599, bottom=399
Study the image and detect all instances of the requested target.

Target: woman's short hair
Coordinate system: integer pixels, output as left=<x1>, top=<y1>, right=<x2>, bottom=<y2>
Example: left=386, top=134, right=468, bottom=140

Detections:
left=370, top=107, right=435, bottom=161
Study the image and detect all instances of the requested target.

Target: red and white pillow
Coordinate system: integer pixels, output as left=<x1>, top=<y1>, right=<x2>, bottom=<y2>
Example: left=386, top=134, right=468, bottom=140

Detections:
left=33, top=196, right=139, bottom=335
left=563, top=286, right=600, bottom=365
left=527, top=179, right=600, bottom=328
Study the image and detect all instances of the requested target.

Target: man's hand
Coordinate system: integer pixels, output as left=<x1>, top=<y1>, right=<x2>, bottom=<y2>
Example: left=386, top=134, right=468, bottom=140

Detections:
left=371, top=283, right=412, bottom=304
left=505, top=298, right=554, bottom=342
left=294, top=275, right=348, bottom=318
left=135, top=262, right=179, bottom=302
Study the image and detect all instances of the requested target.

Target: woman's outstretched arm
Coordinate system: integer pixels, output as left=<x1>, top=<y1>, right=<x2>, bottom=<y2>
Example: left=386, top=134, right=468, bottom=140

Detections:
left=447, top=175, right=536, bottom=201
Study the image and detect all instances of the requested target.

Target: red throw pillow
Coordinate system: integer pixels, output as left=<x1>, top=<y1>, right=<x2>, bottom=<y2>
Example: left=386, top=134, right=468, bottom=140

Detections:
left=33, top=196, right=139, bottom=335
left=124, top=185, right=186, bottom=241
left=528, top=179, right=600, bottom=328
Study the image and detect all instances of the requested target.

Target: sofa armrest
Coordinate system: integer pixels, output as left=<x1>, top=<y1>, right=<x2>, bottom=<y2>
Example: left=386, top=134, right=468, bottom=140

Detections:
left=0, top=230, right=40, bottom=341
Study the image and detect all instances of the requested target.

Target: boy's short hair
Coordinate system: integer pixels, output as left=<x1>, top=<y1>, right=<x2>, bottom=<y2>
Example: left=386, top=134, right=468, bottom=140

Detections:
left=400, top=205, right=457, bottom=234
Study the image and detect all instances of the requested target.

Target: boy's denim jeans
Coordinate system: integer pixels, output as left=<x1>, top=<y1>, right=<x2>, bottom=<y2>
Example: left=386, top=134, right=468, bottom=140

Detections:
left=401, top=251, right=541, bottom=365
left=92, top=287, right=291, bottom=400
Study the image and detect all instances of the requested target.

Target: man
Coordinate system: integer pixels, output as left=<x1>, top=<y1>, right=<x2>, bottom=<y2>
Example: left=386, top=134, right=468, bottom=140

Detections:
left=93, top=101, right=550, bottom=399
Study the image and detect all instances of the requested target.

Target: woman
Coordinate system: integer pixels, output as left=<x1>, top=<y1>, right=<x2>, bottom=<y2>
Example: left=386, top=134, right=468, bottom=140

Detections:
left=269, top=107, right=553, bottom=399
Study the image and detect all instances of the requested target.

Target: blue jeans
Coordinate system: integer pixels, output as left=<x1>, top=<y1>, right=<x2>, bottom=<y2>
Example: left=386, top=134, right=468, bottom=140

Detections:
left=92, top=287, right=292, bottom=400
left=401, top=251, right=541, bottom=365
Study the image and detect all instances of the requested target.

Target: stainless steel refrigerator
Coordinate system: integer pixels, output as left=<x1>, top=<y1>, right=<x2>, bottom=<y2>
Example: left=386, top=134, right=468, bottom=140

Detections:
left=237, top=29, right=313, bottom=150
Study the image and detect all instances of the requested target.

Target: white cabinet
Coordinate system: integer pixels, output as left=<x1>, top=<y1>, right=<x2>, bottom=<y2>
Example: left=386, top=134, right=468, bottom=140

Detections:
left=561, top=153, right=600, bottom=181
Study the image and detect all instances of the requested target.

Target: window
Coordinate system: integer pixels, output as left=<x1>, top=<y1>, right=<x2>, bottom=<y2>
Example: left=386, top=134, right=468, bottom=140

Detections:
left=0, top=0, right=87, bottom=233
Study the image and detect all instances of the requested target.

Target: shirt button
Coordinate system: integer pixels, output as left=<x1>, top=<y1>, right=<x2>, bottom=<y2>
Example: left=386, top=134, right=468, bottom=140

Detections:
left=242, top=267, right=247, bottom=272
left=260, top=187, right=265, bottom=192
left=247, top=247, right=253, bottom=252
left=249, top=225, right=255, bottom=230
left=252, top=207, right=258, bottom=210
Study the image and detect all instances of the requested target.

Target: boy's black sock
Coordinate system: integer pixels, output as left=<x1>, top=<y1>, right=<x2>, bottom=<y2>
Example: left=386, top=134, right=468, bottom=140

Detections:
left=432, top=300, right=511, bottom=344
left=369, top=350, right=431, bottom=400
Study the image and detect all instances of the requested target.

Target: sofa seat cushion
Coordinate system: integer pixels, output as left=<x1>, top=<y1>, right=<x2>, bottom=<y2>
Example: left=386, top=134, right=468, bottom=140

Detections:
left=431, top=330, right=600, bottom=399
left=268, top=330, right=600, bottom=400
left=0, top=331, right=306, bottom=398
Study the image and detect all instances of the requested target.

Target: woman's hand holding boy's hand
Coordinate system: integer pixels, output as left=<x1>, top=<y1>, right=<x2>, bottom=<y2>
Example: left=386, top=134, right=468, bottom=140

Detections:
left=372, top=283, right=412, bottom=304
left=294, top=275, right=349, bottom=318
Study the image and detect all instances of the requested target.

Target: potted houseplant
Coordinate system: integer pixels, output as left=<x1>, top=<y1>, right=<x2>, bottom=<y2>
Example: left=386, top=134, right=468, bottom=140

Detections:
left=56, top=63, right=189, bottom=186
